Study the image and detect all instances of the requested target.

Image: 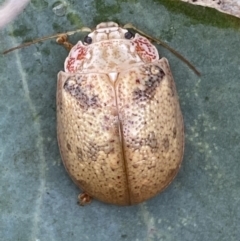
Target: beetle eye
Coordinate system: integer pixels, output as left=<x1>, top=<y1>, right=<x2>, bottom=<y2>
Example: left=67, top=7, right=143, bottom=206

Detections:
left=84, top=35, right=92, bottom=44
left=124, top=31, right=134, bottom=39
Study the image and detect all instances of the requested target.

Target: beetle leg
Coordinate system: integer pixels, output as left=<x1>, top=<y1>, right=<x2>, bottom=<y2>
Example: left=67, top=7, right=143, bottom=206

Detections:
left=78, top=193, right=92, bottom=206
left=123, top=23, right=200, bottom=76
left=56, top=34, right=73, bottom=51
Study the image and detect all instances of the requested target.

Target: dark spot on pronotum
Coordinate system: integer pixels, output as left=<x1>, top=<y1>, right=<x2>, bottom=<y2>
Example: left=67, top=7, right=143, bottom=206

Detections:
left=133, top=65, right=165, bottom=102
left=124, top=31, right=134, bottom=39
left=136, top=79, right=140, bottom=84
left=84, top=35, right=92, bottom=44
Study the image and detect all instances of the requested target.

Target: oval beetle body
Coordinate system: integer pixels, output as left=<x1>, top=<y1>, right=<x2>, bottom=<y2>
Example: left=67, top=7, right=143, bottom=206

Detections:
left=57, top=22, right=184, bottom=205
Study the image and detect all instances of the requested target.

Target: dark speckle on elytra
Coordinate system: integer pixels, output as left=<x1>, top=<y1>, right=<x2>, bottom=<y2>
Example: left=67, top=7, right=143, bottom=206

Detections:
left=133, top=65, right=165, bottom=102
left=126, top=131, right=158, bottom=152
left=173, top=127, right=177, bottom=139
left=67, top=143, right=72, bottom=152
left=163, top=137, right=169, bottom=151
left=64, top=76, right=101, bottom=110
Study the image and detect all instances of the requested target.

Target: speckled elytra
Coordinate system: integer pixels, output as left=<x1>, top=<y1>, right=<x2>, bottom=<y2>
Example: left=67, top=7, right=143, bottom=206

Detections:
left=4, top=22, right=200, bottom=206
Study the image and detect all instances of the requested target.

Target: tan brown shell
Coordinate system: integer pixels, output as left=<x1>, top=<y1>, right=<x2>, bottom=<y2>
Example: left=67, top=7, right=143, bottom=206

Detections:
left=57, top=22, right=184, bottom=205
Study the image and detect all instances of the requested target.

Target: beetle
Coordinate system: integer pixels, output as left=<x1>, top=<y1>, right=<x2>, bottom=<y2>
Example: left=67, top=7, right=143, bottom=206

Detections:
left=3, top=22, right=200, bottom=206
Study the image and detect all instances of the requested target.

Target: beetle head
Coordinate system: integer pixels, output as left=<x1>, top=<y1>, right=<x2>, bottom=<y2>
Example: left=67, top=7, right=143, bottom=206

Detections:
left=84, top=21, right=132, bottom=44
